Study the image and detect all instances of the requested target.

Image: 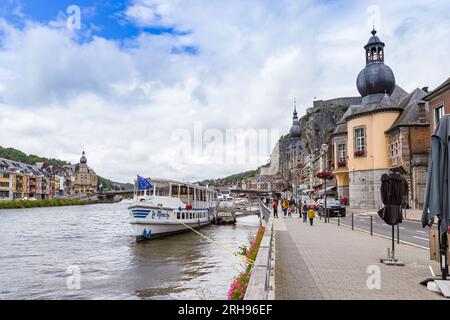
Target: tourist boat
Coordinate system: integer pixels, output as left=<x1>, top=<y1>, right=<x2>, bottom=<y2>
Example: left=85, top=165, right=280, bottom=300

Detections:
left=128, top=178, right=218, bottom=240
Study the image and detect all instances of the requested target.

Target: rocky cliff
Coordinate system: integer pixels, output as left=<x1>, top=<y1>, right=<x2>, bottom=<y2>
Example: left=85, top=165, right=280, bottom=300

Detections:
left=260, top=96, right=362, bottom=176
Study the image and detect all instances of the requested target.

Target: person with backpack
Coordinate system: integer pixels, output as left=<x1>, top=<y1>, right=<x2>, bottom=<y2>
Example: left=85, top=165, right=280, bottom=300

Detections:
left=302, top=201, right=308, bottom=223
left=281, top=198, right=288, bottom=218
left=307, top=208, right=315, bottom=226
left=272, top=199, right=279, bottom=218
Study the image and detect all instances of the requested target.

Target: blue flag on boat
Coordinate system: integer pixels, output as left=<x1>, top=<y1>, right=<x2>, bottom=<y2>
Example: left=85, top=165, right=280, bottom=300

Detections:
left=137, top=175, right=153, bottom=191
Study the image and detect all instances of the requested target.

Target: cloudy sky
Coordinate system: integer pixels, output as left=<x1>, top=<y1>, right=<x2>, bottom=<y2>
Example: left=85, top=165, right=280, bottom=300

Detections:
left=0, top=0, right=449, bottom=183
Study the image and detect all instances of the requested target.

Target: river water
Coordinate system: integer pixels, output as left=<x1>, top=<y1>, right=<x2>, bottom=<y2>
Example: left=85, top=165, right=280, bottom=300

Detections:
left=0, top=203, right=260, bottom=300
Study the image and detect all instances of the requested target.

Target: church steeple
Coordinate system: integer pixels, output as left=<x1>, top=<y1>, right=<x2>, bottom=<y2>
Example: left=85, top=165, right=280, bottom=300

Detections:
left=292, top=98, right=298, bottom=123
left=289, top=98, right=301, bottom=138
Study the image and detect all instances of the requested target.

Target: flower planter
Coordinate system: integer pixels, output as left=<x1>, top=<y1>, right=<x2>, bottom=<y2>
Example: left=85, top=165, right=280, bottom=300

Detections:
left=354, top=150, right=365, bottom=157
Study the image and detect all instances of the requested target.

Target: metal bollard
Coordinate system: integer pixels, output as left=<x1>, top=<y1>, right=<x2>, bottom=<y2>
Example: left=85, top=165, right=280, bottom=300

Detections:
left=338, top=212, right=340, bottom=226
left=352, top=213, right=354, bottom=230
left=397, top=223, right=400, bottom=244
left=370, top=215, right=373, bottom=236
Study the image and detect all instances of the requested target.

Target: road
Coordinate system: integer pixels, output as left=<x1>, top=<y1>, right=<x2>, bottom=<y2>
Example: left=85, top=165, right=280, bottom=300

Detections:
left=324, top=213, right=430, bottom=249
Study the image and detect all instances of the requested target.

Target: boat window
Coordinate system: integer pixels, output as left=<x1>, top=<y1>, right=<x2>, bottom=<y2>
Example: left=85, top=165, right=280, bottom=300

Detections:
left=156, top=184, right=170, bottom=197
left=177, top=212, right=180, bottom=219
left=190, top=213, right=193, bottom=219
left=182, top=212, right=185, bottom=219
left=172, top=184, right=180, bottom=198
left=179, top=185, right=188, bottom=203
left=189, top=187, right=194, bottom=203
left=195, top=189, right=200, bottom=202
left=201, top=190, right=206, bottom=201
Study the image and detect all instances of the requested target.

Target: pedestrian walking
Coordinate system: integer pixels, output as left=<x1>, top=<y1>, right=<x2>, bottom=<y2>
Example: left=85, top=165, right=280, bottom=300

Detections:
left=272, top=200, right=279, bottom=218
left=307, top=208, right=315, bottom=226
left=342, top=196, right=348, bottom=206
left=288, top=205, right=292, bottom=217
left=281, top=198, right=288, bottom=218
left=302, top=201, right=308, bottom=222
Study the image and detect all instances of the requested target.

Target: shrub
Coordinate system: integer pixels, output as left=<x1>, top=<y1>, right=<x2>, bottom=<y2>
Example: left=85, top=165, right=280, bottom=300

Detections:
left=0, top=199, right=89, bottom=210
left=228, top=226, right=266, bottom=300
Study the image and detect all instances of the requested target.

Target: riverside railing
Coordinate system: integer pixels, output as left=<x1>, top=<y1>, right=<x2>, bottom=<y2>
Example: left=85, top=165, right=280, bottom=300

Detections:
left=244, top=201, right=274, bottom=300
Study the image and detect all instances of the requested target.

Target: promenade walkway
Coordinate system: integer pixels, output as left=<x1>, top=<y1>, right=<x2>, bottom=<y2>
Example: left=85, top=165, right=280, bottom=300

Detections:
left=273, top=214, right=443, bottom=300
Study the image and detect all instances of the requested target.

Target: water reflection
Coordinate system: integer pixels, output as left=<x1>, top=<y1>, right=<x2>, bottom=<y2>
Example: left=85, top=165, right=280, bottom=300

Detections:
left=0, top=203, right=259, bottom=300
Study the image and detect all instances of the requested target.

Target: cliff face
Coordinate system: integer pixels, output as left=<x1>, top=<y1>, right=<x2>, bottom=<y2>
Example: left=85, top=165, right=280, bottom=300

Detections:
left=297, top=105, right=347, bottom=155
left=259, top=97, right=362, bottom=177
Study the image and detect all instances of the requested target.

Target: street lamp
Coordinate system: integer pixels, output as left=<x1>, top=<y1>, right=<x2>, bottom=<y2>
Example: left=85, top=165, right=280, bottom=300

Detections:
left=321, top=144, right=329, bottom=223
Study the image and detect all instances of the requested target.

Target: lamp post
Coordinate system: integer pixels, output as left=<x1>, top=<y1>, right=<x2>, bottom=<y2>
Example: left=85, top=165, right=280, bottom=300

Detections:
left=321, top=144, right=329, bottom=222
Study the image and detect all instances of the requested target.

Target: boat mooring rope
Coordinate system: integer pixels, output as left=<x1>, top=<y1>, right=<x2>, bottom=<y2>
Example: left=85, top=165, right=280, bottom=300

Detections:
left=175, top=219, right=254, bottom=266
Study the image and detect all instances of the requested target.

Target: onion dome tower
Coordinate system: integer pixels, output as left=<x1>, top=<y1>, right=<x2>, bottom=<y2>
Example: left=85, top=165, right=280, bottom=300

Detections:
left=289, top=99, right=301, bottom=138
left=356, top=28, right=396, bottom=104
left=80, top=151, right=87, bottom=165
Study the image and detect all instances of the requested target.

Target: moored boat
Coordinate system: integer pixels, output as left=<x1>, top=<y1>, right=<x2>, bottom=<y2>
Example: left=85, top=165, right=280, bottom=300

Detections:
left=128, top=177, right=218, bottom=240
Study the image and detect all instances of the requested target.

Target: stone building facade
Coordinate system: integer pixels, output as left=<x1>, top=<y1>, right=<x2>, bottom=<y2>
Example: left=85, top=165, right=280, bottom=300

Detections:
left=74, top=151, right=97, bottom=195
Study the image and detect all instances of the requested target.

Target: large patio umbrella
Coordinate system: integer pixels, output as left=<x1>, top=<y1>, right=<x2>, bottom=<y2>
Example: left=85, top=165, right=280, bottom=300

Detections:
left=378, top=172, right=403, bottom=265
left=422, top=115, right=450, bottom=280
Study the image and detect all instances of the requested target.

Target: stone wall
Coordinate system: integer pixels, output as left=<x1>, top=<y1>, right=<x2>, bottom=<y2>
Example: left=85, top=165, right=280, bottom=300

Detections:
left=349, top=169, right=389, bottom=209
left=337, top=185, right=349, bottom=199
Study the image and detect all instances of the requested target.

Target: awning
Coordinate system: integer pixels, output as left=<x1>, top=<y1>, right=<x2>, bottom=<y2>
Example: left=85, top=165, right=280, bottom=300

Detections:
left=316, top=186, right=336, bottom=195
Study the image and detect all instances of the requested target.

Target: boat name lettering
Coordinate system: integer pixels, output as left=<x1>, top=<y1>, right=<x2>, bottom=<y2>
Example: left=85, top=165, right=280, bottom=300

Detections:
left=151, top=210, right=170, bottom=219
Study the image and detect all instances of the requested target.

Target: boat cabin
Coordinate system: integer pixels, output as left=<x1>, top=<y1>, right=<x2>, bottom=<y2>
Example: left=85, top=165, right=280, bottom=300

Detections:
left=134, top=179, right=217, bottom=209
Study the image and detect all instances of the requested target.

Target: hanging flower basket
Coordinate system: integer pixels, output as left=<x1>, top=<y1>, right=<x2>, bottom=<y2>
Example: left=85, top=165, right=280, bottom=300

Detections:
left=316, top=172, right=334, bottom=180
left=354, top=150, right=365, bottom=157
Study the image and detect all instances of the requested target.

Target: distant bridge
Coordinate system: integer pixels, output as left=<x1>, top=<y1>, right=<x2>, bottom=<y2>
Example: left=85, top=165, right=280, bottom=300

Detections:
left=69, top=190, right=134, bottom=201
left=229, top=189, right=271, bottom=197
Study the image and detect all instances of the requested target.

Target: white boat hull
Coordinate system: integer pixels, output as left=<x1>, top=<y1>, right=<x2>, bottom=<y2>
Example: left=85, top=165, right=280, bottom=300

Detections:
left=130, top=219, right=211, bottom=240
left=129, top=204, right=212, bottom=240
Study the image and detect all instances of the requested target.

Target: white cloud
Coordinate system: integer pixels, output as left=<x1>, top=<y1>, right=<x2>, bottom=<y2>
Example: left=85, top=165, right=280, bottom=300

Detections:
left=0, top=0, right=449, bottom=183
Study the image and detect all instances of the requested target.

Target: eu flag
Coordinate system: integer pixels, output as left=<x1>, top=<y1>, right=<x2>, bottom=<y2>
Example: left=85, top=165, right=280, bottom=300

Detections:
left=137, top=175, right=153, bottom=191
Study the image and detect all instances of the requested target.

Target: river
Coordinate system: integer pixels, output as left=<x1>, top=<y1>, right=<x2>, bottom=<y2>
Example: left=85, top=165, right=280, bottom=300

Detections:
left=0, top=203, right=260, bottom=300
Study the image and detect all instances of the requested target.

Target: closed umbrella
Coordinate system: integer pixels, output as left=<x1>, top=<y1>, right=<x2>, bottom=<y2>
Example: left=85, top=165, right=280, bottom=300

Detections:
left=378, top=173, right=403, bottom=225
left=422, top=115, right=450, bottom=280
left=378, top=172, right=403, bottom=265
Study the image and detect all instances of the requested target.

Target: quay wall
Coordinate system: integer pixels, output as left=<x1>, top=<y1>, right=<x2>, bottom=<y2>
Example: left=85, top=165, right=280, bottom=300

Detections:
left=244, top=202, right=274, bottom=300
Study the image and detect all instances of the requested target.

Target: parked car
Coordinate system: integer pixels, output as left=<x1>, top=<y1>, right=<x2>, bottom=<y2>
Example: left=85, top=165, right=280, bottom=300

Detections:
left=301, top=195, right=311, bottom=202
left=318, top=198, right=346, bottom=217
left=303, top=199, right=318, bottom=210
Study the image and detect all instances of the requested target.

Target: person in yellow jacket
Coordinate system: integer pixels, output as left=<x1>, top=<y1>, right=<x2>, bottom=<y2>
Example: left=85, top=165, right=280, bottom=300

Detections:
left=281, top=198, right=289, bottom=218
left=307, top=208, right=315, bottom=226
